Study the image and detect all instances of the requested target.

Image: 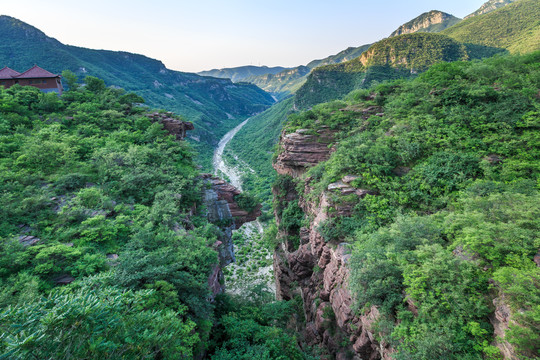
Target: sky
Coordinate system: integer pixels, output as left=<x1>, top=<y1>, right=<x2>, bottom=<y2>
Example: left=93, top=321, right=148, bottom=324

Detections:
left=1, top=0, right=487, bottom=73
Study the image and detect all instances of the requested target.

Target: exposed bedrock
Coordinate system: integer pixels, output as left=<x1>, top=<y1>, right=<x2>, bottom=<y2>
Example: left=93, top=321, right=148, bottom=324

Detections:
left=272, top=126, right=392, bottom=359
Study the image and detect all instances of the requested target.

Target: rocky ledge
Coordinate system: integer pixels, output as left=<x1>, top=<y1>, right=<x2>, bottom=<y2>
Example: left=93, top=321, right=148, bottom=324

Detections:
left=272, top=113, right=391, bottom=359
left=274, top=127, right=335, bottom=177
left=146, top=111, right=194, bottom=140
left=202, top=174, right=261, bottom=229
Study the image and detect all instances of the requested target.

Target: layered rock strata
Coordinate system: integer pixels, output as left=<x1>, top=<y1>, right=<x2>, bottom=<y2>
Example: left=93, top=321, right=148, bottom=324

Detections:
left=203, top=174, right=262, bottom=296
left=272, top=128, right=390, bottom=359
left=146, top=111, right=194, bottom=140
left=274, top=127, right=335, bottom=177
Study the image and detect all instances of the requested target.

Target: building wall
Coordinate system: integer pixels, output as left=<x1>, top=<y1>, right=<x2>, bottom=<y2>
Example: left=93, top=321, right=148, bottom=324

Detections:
left=0, top=77, right=62, bottom=94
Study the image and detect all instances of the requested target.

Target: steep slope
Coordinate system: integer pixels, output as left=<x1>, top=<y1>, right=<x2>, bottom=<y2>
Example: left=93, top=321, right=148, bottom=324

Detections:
left=245, top=44, right=372, bottom=100
left=0, top=15, right=274, bottom=169
left=465, top=0, right=519, bottom=18
left=390, top=10, right=461, bottom=37
left=305, top=44, right=373, bottom=69
left=244, top=66, right=311, bottom=100
left=272, top=52, right=540, bottom=359
left=443, top=0, right=540, bottom=54
left=294, top=32, right=503, bottom=109
left=225, top=98, right=295, bottom=207
left=197, top=65, right=290, bottom=82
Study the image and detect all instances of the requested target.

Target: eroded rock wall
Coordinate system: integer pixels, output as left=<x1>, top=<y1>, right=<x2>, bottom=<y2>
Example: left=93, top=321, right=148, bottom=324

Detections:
left=272, top=128, right=391, bottom=359
left=203, top=174, right=262, bottom=296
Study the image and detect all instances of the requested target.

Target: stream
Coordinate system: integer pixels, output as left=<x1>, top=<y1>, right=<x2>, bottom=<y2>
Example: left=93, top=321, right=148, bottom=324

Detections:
left=212, top=117, right=273, bottom=293
left=212, top=118, right=250, bottom=191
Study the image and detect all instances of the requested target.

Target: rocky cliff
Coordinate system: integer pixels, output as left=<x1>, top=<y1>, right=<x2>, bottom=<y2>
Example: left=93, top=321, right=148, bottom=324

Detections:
left=272, top=121, right=391, bottom=359
left=390, top=10, right=461, bottom=37
left=465, top=0, right=517, bottom=19
left=203, top=174, right=262, bottom=296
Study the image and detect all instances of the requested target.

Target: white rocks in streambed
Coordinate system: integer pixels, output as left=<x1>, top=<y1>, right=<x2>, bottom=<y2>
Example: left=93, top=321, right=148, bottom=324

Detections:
left=18, top=235, right=41, bottom=247
left=341, top=175, right=361, bottom=184
left=327, top=181, right=350, bottom=191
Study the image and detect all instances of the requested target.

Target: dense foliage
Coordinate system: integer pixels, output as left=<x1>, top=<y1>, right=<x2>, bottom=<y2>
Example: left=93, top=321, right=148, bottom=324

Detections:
left=294, top=33, right=506, bottom=109
left=443, top=0, right=540, bottom=54
left=0, top=77, right=225, bottom=357
left=0, top=15, right=274, bottom=170
left=279, top=52, right=540, bottom=359
left=0, top=74, right=316, bottom=359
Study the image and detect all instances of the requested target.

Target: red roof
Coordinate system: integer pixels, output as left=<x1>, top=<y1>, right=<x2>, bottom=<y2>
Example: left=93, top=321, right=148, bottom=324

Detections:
left=0, top=66, right=21, bottom=79
left=15, top=65, right=59, bottom=79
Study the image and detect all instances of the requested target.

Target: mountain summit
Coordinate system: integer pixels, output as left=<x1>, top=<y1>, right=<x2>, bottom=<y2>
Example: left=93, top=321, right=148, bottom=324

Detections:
left=390, top=10, right=461, bottom=37
left=465, top=0, right=519, bottom=19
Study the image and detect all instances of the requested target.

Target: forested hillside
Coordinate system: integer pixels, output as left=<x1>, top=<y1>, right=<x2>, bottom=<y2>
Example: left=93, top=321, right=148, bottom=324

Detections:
left=244, top=44, right=373, bottom=100
left=0, top=77, right=312, bottom=359
left=294, top=32, right=504, bottom=109
left=443, top=0, right=540, bottom=54
left=272, top=51, right=540, bottom=359
left=225, top=98, right=295, bottom=210
left=0, top=15, right=275, bottom=169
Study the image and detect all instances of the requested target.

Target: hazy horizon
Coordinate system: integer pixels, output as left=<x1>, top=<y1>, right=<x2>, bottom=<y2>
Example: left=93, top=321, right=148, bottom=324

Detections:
left=2, top=0, right=486, bottom=73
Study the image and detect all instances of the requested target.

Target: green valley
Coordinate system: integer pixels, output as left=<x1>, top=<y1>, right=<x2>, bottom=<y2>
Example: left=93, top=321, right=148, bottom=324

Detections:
left=1, top=0, right=539, bottom=359
left=0, top=15, right=275, bottom=169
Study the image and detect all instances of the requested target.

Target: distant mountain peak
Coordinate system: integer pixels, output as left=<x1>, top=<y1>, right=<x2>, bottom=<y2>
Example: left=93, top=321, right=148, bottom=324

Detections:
left=197, top=65, right=290, bottom=83
left=465, top=0, right=518, bottom=19
left=390, top=10, right=461, bottom=37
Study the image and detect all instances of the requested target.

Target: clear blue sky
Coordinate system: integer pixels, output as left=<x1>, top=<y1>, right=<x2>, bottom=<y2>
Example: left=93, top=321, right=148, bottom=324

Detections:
left=2, top=0, right=486, bottom=72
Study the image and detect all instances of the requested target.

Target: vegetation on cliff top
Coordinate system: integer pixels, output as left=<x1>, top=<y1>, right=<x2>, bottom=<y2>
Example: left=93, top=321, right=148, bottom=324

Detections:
left=277, top=51, right=540, bottom=359
left=0, top=76, right=310, bottom=359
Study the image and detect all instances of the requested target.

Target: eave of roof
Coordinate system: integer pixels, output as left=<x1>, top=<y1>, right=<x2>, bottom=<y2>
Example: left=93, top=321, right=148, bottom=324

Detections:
left=15, top=65, right=59, bottom=79
left=0, top=66, right=21, bottom=79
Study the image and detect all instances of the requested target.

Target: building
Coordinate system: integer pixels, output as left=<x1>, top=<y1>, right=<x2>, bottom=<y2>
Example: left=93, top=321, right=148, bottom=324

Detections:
left=0, top=65, right=63, bottom=94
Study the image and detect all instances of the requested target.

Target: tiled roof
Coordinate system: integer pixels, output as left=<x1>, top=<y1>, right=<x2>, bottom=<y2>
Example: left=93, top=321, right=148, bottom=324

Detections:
left=0, top=66, right=21, bottom=79
left=15, top=65, right=59, bottom=79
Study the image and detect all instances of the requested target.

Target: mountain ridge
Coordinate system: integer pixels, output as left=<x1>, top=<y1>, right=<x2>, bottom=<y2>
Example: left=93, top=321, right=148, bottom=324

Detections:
left=390, top=10, right=461, bottom=37
left=198, top=65, right=290, bottom=82
left=465, top=0, right=519, bottom=18
left=443, top=0, right=540, bottom=54
left=0, top=15, right=275, bottom=169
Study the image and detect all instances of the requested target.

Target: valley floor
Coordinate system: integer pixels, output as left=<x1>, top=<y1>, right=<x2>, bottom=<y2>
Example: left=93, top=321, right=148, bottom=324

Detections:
left=212, top=117, right=275, bottom=294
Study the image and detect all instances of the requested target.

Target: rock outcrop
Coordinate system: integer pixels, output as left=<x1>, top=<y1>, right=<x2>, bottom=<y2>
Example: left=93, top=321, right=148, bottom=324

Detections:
left=465, top=0, right=517, bottom=19
left=390, top=10, right=461, bottom=37
left=203, top=174, right=262, bottom=230
left=146, top=112, right=194, bottom=140
left=202, top=174, right=262, bottom=296
left=272, top=125, right=391, bottom=359
left=274, top=128, right=335, bottom=177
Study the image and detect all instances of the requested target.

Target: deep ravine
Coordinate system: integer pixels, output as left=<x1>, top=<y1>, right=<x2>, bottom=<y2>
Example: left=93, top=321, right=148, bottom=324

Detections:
left=212, top=117, right=273, bottom=294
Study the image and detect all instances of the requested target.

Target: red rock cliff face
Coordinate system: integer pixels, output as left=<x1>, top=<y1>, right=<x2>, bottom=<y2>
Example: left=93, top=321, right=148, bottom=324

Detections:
left=272, top=129, right=392, bottom=359
left=274, top=127, right=335, bottom=177
left=146, top=112, right=195, bottom=140
left=202, top=174, right=262, bottom=298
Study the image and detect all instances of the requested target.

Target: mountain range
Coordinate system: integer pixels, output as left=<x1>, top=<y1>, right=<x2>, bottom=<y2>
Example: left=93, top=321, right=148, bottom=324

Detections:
left=226, top=0, right=539, bottom=207
left=0, top=15, right=275, bottom=168
left=198, top=0, right=534, bottom=100
left=197, top=65, right=290, bottom=82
